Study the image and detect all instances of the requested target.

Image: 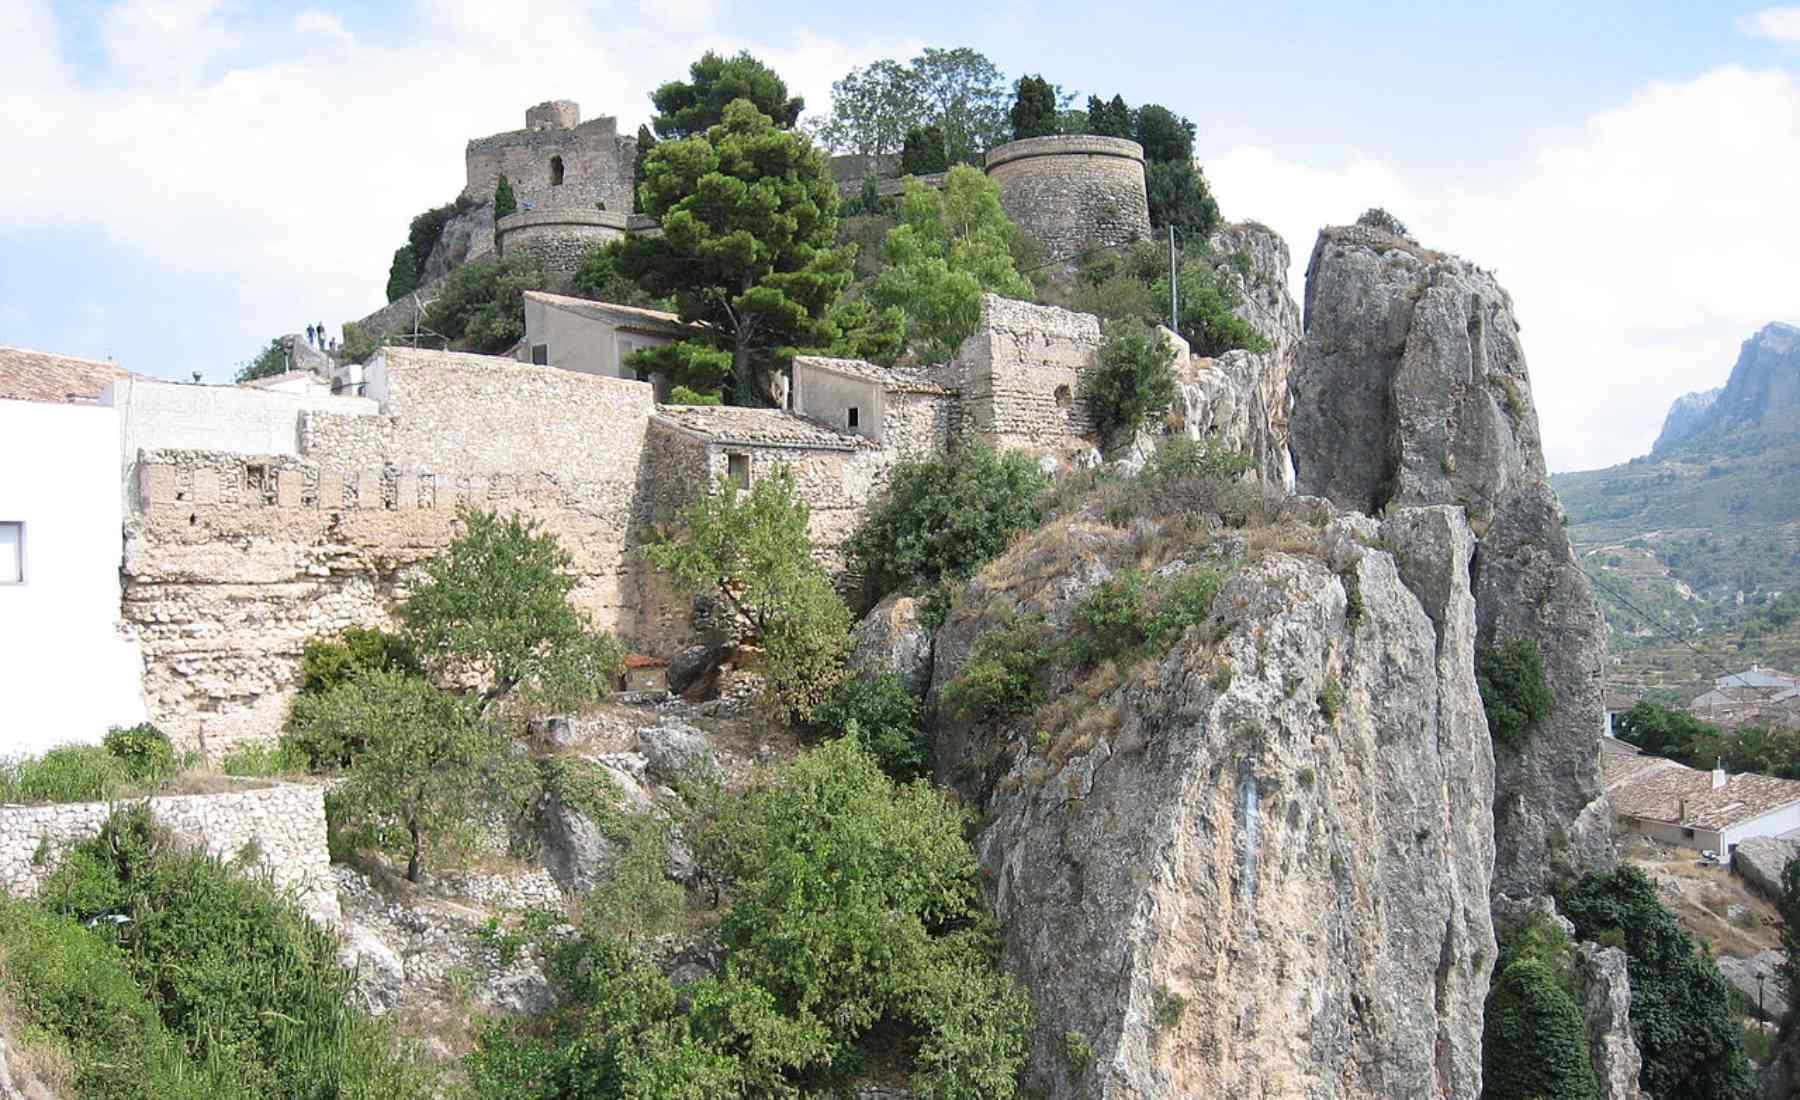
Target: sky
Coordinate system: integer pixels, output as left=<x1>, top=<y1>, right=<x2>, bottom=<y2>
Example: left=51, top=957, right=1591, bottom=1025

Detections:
left=3, top=1, right=1800, bottom=472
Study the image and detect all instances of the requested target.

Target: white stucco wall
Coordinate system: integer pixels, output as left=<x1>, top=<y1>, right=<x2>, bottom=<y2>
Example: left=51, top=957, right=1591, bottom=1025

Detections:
left=792, top=362, right=883, bottom=442
left=104, top=378, right=378, bottom=498
left=523, top=298, right=678, bottom=382
left=1722, top=802, right=1800, bottom=859
left=0, top=400, right=146, bottom=755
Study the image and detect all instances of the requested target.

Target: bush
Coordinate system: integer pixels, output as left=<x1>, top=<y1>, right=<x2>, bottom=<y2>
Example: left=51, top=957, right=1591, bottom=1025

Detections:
left=1140, top=437, right=1253, bottom=483
left=299, top=625, right=421, bottom=698
left=17, top=806, right=434, bottom=1100
left=666, top=384, right=722, bottom=406
left=293, top=669, right=532, bottom=880
left=1073, top=570, right=1149, bottom=664
left=1560, top=865, right=1756, bottom=1100
left=219, top=739, right=308, bottom=778
left=493, top=173, right=517, bottom=220
left=0, top=744, right=126, bottom=804
left=901, top=123, right=949, bottom=175
left=943, top=615, right=1055, bottom=722
left=811, top=673, right=928, bottom=781
left=102, top=723, right=175, bottom=782
left=1356, top=207, right=1411, bottom=239
left=1156, top=254, right=1269, bottom=358
left=421, top=255, right=547, bottom=353
left=1477, top=638, right=1556, bottom=752
left=1144, top=159, right=1220, bottom=239
left=1084, top=317, right=1177, bottom=443
left=1145, top=568, right=1225, bottom=649
left=848, top=441, right=1049, bottom=605
left=1482, top=956, right=1599, bottom=1100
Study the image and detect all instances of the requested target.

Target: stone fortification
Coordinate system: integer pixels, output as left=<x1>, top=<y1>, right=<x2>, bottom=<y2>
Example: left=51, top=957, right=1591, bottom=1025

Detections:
left=929, top=503, right=1496, bottom=1099
left=951, top=294, right=1105, bottom=453
left=1290, top=223, right=1614, bottom=901
left=986, top=135, right=1150, bottom=259
left=463, top=101, right=637, bottom=215
left=496, top=208, right=656, bottom=289
left=0, top=782, right=336, bottom=921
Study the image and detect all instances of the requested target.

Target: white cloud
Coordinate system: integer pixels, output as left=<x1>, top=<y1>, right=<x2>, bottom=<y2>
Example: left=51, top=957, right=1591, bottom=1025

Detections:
left=0, top=0, right=893, bottom=374
left=1740, top=7, right=1800, bottom=45
left=1207, top=65, right=1800, bottom=473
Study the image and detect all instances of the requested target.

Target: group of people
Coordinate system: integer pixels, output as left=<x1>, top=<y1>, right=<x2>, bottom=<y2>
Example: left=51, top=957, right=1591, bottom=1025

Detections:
left=305, top=323, right=337, bottom=354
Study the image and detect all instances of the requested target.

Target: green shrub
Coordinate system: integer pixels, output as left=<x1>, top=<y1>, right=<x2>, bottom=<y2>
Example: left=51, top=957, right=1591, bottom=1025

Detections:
left=1356, top=207, right=1411, bottom=239
left=1146, top=568, right=1225, bottom=649
left=1482, top=956, right=1599, bottom=1100
left=810, top=673, right=928, bottom=781
left=849, top=441, right=1049, bottom=606
left=666, top=384, right=722, bottom=405
left=0, top=744, right=126, bottom=804
left=943, top=615, right=1055, bottom=723
left=1073, top=570, right=1149, bottom=664
left=1559, top=865, right=1756, bottom=1100
left=1477, top=638, right=1556, bottom=751
left=1144, top=158, right=1220, bottom=239
left=1155, top=254, right=1270, bottom=358
left=1084, top=317, right=1177, bottom=443
left=1140, top=437, right=1254, bottom=483
left=1063, top=1029, right=1095, bottom=1074
left=219, top=739, right=308, bottom=778
left=421, top=255, right=547, bottom=353
left=299, top=625, right=421, bottom=697
left=493, top=173, right=517, bottom=219
left=1317, top=675, right=1344, bottom=721
left=102, top=723, right=175, bottom=782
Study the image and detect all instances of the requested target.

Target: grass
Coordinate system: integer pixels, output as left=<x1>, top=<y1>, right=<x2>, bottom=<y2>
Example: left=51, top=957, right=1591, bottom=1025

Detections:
left=0, top=746, right=283, bottom=806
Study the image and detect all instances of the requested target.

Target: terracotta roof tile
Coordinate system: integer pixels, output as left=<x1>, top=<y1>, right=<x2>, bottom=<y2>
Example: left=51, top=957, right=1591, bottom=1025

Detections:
left=524, top=291, right=691, bottom=334
left=1605, top=753, right=1800, bottom=830
left=793, top=354, right=957, bottom=395
left=0, top=345, right=133, bottom=405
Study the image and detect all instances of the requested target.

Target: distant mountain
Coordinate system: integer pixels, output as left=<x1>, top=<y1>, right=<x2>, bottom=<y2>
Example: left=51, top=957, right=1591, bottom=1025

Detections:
left=1552, top=322, right=1800, bottom=701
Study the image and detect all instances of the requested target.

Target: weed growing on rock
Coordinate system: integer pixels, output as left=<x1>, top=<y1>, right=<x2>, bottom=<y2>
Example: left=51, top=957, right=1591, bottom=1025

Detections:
left=1476, top=638, right=1555, bottom=752
left=1063, top=1029, right=1096, bottom=1075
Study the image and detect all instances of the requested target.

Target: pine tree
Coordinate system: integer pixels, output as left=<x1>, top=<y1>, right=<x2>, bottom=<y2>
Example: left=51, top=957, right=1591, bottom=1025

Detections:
left=493, top=174, right=517, bottom=220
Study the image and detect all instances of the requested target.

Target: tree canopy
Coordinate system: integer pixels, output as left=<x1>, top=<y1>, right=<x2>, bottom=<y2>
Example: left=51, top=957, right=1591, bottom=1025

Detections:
left=620, top=99, right=850, bottom=404
left=869, top=165, right=1034, bottom=360
left=1133, top=103, right=1195, bottom=163
left=650, top=50, right=802, bottom=139
left=901, top=123, right=950, bottom=175
left=1086, top=94, right=1133, bottom=138
left=234, top=338, right=289, bottom=383
left=1009, top=74, right=1059, bottom=140
left=814, top=58, right=928, bottom=155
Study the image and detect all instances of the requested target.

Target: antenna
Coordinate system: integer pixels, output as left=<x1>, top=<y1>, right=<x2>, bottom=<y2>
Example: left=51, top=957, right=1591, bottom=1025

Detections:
left=1168, top=225, right=1178, bottom=330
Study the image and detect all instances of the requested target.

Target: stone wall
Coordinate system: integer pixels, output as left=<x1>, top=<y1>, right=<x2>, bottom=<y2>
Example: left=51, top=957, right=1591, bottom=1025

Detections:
left=883, top=389, right=958, bottom=459
left=0, top=782, right=337, bottom=922
left=951, top=294, right=1103, bottom=454
left=463, top=109, right=636, bottom=216
left=495, top=210, right=650, bottom=289
left=123, top=351, right=665, bottom=755
left=985, top=135, right=1150, bottom=259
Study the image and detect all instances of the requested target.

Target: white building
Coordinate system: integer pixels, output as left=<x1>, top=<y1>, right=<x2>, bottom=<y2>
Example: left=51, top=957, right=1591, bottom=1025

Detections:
left=521, top=291, right=691, bottom=394
left=1604, top=750, right=1800, bottom=862
left=0, top=347, right=148, bottom=754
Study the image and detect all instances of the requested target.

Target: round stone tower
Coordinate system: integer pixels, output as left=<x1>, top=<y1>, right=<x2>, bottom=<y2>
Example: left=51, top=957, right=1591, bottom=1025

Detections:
left=985, top=135, right=1151, bottom=259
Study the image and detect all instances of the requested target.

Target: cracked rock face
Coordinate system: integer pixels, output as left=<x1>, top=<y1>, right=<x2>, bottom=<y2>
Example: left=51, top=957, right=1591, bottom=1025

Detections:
left=1580, top=942, right=1644, bottom=1100
left=1290, top=224, right=1614, bottom=902
left=848, top=594, right=934, bottom=697
left=934, top=506, right=1495, bottom=1100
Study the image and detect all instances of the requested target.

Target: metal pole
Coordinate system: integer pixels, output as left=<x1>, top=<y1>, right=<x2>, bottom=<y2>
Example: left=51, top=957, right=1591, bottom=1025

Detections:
left=1169, top=225, right=1178, bottom=330
left=1759, top=972, right=1765, bottom=1021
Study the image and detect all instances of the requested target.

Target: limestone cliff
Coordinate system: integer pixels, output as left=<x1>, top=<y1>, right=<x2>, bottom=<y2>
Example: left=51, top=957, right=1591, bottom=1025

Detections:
left=1650, top=386, right=1722, bottom=454
left=931, top=502, right=1496, bottom=1100
left=1290, top=223, right=1614, bottom=901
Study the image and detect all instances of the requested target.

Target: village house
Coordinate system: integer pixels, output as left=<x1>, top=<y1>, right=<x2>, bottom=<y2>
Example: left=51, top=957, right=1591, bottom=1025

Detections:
left=1603, top=743, right=1800, bottom=862
left=1692, top=666, right=1800, bottom=731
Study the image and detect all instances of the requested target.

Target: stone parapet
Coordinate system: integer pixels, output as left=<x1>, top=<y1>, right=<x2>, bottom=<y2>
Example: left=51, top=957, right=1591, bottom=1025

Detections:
left=496, top=209, right=655, bottom=288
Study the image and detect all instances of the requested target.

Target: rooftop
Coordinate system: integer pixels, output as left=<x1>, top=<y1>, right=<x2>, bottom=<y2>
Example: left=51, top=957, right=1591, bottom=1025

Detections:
left=0, top=345, right=133, bottom=405
left=652, top=404, right=872, bottom=451
left=1716, top=667, right=1800, bottom=690
left=524, top=291, right=691, bottom=335
left=1604, top=753, right=1800, bottom=831
left=793, top=354, right=957, bottom=395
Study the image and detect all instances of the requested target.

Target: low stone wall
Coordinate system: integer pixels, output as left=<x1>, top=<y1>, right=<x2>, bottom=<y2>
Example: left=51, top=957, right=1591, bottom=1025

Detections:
left=0, top=782, right=337, bottom=922
left=496, top=209, right=654, bottom=289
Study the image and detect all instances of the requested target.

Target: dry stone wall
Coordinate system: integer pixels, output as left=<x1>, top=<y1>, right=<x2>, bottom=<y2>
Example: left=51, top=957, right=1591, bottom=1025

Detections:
left=986, top=135, right=1150, bottom=259
left=0, top=782, right=337, bottom=921
left=496, top=210, right=650, bottom=289
left=952, top=294, right=1104, bottom=455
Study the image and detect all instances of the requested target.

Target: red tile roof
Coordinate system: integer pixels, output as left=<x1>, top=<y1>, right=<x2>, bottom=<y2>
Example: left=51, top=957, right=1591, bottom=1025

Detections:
left=0, top=345, right=133, bottom=405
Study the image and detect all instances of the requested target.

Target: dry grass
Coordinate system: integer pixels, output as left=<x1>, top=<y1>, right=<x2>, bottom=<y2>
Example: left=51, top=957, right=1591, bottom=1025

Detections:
left=0, top=966, right=76, bottom=1096
left=1623, top=837, right=1782, bottom=958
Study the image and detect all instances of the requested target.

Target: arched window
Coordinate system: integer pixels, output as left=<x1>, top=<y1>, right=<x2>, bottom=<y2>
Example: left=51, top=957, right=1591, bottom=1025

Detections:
left=550, top=156, right=565, bottom=186
left=1054, top=384, right=1073, bottom=408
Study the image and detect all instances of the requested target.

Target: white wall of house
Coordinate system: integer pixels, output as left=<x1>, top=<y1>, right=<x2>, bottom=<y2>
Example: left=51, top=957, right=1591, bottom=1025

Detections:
left=1721, top=801, right=1800, bottom=859
left=791, top=362, right=883, bottom=442
left=0, top=399, right=146, bottom=756
left=523, top=298, right=678, bottom=382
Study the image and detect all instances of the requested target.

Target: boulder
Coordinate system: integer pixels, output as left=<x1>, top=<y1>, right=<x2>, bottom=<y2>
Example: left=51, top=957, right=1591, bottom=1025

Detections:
left=476, top=966, right=555, bottom=1016
left=337, top=924, right=406, bottom=1016
left=1291, top=224, right=1615, bottom=901
left=637, top=720, right=718, bottom=785
left=848, top=594, right=934, bottom=697
left=1717, top=950, right=1789, bottom=1022
left=1580, top=942, right=1644, bottom=1100
left=936, top=502, right=1496, bottom=1099
left=667, top=644, right=719, bottom=695
left=420, top=200, right=496, bottom=284
left=535, top=757, right=653, bottom=895
left=1734, top=836, right=1800, bottom=901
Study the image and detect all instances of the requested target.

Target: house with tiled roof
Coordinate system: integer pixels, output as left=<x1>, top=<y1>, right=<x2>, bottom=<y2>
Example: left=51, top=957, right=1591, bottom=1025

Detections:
left=521, top=291, right=695, bottom=394
left=1693, top=666, right=1800, bottom=730
left=0, top=345, right=133, bottom=405
left=1604, top=750, right=1800, bottom=861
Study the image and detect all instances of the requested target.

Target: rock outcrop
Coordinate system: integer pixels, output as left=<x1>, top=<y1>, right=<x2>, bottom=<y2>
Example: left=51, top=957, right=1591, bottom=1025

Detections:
left=1656, top=322, right=1800, bottom=453
left=1651, top=386, right=1723, bottom=454
left=1734, top=836, right=1800, bottom=902
left=1290, top=223, right=1614, bottom=901
left=1579, top=942, right=1644, bottom=1100
left=421, top=200, right=497, bottom=284
left=847, top=594, right=934, bottom=697
left=932, top=503, right=1495, bottom=1100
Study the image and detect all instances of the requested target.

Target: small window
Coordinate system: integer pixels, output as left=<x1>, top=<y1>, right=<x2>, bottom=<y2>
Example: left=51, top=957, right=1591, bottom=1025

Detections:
left=531, top=344, right=549, bottom=365
left=727, top=453, right=750, bottom=489
left=847, top=406, right=859, bottom=429
left=550, top=156, right=565, bottom=186
left=1682, top=827, right=1696, bottom=840
left=0, top=521, right=20, bottom=583
left=1054, top=384, right=1073, bottom=408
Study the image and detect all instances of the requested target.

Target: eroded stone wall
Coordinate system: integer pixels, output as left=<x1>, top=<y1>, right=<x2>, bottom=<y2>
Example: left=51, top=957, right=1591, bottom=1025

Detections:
left=986, top=135, right=1150, bottom=259
left=952, top=294, right=1103, bottom=454
left=0, top=782, right=337, bottom=922
left=464, top=112, right=635, bottom=215
left=497, top=210, right=647, bottom=289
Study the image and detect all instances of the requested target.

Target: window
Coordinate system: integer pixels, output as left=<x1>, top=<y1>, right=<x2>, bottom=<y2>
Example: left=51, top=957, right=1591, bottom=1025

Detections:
left=0, top=522, right=20, bottom=584
left=531, top=344, right=549, bottom=365
left=550, top=156, right=565, bottom=186
left=727, top=453, right=750, bottom=489
left=847, top=406, right=859, bottom=429
left=1682, top=827, right=1696, bottom=840
left=1054, top=384, right=1073, bottom=408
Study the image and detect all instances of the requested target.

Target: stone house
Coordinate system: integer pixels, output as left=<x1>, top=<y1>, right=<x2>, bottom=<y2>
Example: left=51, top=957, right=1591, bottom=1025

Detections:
left=1692, top=666, right=1800, bottom=730
left=1604, top=749, right=1800, bottom=861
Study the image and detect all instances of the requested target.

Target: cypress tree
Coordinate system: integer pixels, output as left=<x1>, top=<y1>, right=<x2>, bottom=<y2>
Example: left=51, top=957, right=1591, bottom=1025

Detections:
left=493, top=174, right=518, bottom=220
left=900, top=124, right=949, bottom=175
left=1009, top=74, right=1058, bottom=141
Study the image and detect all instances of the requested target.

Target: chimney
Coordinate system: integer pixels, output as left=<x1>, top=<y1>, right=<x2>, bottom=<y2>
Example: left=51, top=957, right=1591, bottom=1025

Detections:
left=1713, top=764, right=1728, bottom=789
left=1679, top=797, right=1688, bottom=822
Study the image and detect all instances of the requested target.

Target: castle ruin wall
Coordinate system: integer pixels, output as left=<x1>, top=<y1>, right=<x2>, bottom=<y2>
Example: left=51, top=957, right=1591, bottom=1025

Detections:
left=464, top=111, right=636, bottom=215
left=985, top=135, right=1151, bottom=259
left=952, top=294, right=1104, bottom=454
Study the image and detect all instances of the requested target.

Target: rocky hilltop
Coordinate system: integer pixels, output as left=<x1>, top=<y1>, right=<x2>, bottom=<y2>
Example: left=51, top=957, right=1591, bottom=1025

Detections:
left=925, top=222, right=1623, bottom=1099
left=1658, top=322, right=1800, bottom=452
left=1652, top=385, right=1722, bottom=454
